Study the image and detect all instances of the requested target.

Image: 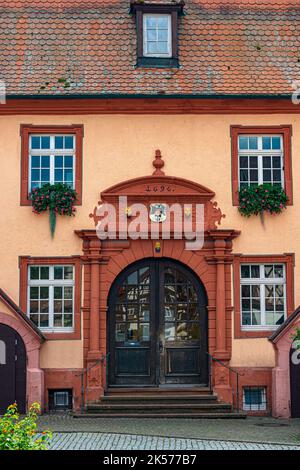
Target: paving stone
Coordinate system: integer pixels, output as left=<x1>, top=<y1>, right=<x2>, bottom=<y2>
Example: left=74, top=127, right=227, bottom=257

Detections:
left=38, top=414, right=300, bottom=446
left=42, top=431, right=300, bottom=451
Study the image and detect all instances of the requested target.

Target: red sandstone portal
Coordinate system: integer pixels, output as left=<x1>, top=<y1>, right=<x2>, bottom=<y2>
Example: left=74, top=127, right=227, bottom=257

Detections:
left=76, top=151, right=240, bottom=404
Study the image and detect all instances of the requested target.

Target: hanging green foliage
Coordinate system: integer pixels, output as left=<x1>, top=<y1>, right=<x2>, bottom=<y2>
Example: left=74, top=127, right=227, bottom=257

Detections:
left=30, top=183, right=77, bottom=238
left=238, top=184, right=288, bottom=217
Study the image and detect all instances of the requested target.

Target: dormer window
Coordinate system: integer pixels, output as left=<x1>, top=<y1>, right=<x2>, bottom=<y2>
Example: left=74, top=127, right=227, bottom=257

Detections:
left=143, top=14, right=172, bottom=58
left=131, top=2, right=184, bottom=68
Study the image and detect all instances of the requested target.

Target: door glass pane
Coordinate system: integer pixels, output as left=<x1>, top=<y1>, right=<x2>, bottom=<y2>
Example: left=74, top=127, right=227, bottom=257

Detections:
left=165, top=322, right=176, bottom=341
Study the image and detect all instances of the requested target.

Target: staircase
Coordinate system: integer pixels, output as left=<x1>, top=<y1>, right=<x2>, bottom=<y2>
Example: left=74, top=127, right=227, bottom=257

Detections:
left=75, top=387, right=246, bottom=418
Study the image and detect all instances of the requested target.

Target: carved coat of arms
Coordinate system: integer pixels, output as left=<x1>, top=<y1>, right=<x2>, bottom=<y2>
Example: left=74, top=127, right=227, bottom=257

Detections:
left=149, top=203, right=167, bottom=223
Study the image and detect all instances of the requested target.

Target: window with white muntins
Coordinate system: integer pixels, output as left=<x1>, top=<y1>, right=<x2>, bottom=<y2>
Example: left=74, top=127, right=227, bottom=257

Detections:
left=28, top=265, right=74, bottom=332
left=143, top=14, right=172, bottom=57
left=240, top=264, right=286, bottom=330
left=238, top=135, right=284, bottom=189
left=29, top=135, right=75, bottom=192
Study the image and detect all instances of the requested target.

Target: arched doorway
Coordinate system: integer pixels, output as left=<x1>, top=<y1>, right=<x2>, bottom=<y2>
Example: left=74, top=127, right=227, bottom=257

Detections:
left=108, top=258, right=208, bottom=387
left=290, top=345, right=300, bottom=418
left=0, top=324, right=26, bottom=414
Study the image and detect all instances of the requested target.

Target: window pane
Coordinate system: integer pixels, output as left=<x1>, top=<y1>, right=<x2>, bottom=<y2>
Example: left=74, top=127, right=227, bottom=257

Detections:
left=30, top=300, right=38, bottom=313
left=64, top=300, right=73, bottom=313
left=55, top=169, right=63, bottom=182
left=157, top=42, right=168, bottom=54
left=55, top=136, right=64, bottom=149
left=264, top=265, right=274, bottom=278
left=54, top=300, right=62, bottom=313
left=242, top=312, right=251, bottom=325
left=165, top=322, right=176, bottom=341
left=41, top=155, right=50, bottom=167
left=252, top=311, right=261, bottom=325
left=241, top=285, right=250, bottom=297
left=30, top=266, right=39, bottom=280
left=263, top=156, right=271, bottom=168
left=40, top=267, right=49, bottom=280
left=274, top=265, right=284, bottom=278
left=31, top=136, right=40, bottom=149
left=241, top=265, right=250, bottom=278
left=249, top=137, right=258, bottom=150
left=251, top=265, right=260, bottom=278
left=64, top=156, right=73, bottom=168
left=146, top=16, right=156, bottom=28
left=239, top=137, right=248, bottom=150
left=139, top=323, right=150, bottom=341
left=64, top=315, right=73, bottom=327
left=158, top=29, right=168, bottom=41
left=30, top=287, right=39, bottom=299
left=262, top=137, right=271, bottom=150
left=41, top=136, right=50, bottom=149
left=54, top=286, right=62, bottom=299
left=65, top=169, right=73, bottom=183
left=31, top=169, right=40, bottom=181
left=147, top=29, right=156, bottom=41
left=40, top=300, right=49, bottom=313
left=54, top=314, right=63, bottom=327
left=55, top=155, right=64, bottom=167
left=272, top=137, right=281, bottom=150
left=31, top=156, right=40, bottom=168
left=41, top=169, right=50, bottom=182
left=263, top=170, right=272, bottom=182
left=40, top=314, right=49, bottom=327
left=64, top=266, right=73, bottom=280
left=54, top=266, right=63, bottom=279
left=239, top=156, right=248, bottom=168
left=64, top=287, right=73, bottom=299
left=127, top=271, right=138, bottom=285
left=251, top=285, right=260, bottom=297
left=157, top=16, right=168, bottom=28
left=127, top=323, right=138, bottom=341
left=65, top=136, right=74, bottom=149
left=272, top=156, right=281, bottom=168
left=249, top=156, right=258, bottom=168
left=147, top=42, right=157, bottom=54
left=240, top=169, right=248, bottom=182
left=40, top=286, right=49, bottom=299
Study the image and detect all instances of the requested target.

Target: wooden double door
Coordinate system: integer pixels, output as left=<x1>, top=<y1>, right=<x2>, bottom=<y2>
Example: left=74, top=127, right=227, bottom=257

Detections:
left=0, top=324, right=26, bottom=414
left=108, top=258, right=208, bottom=387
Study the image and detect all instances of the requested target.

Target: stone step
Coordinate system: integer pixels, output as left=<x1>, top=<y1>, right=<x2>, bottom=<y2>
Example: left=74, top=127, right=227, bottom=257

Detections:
left=74, top=412, right=247, bottom=419
left=100, top=394, right=218, bottom=404
left=87, top=403, right=232, bottom=413
left=106, top=387, right=212, bottom=396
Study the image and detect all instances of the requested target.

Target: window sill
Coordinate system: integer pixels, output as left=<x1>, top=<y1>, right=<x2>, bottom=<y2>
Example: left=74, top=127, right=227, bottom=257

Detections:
left=137, top=57, right=179, bottom=68
left=43, top=330, right=80, bottom=340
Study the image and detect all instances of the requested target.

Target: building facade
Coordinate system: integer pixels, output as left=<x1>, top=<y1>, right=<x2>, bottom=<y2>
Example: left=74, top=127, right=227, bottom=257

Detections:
left=0, top=0, right=300, bottom=417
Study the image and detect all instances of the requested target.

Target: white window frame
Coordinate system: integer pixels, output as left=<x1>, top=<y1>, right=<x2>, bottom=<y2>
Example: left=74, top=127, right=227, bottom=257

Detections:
left=240, top=263, right=287, bottom=331
left=28, top=134, right=76, bottom=193
left=143, top=13, right=172, bottom=58
left=243, top=387, right=267, bottom=411
left=238, top=135, right=284, bottom=189
left=27, top=265, right=75, bottom=333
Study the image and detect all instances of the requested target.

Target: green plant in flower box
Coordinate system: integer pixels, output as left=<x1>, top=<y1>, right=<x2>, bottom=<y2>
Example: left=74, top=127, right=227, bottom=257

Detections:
left=30, top=183, right=77, bottom=237
left=238, top=184, right=288, bottom=217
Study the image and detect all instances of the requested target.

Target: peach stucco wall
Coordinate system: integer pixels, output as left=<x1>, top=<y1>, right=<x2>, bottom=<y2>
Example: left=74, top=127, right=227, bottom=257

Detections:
left=0, top=113, right=299, bottom=368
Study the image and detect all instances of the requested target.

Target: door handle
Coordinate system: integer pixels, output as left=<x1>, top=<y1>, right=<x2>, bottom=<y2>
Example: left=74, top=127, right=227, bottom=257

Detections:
left=159, top=341, right=164, bottom=353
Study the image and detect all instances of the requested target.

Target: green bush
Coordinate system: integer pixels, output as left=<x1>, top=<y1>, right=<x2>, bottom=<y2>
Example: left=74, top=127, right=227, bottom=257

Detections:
left=238, top=184, right=288, bottom=217
left=0, top=402, right=52, bottom=450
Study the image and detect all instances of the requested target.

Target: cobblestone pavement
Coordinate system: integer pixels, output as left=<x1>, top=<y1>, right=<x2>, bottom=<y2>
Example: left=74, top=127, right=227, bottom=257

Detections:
left=37, top=414, right=300, bottom=446
left=46, top=432, right=300, bottom=450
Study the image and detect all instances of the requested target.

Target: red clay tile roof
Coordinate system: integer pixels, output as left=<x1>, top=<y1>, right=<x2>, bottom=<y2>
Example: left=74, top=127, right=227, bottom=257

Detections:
left=1, top=0, right=300, bottom=96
